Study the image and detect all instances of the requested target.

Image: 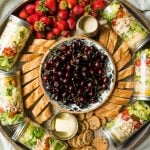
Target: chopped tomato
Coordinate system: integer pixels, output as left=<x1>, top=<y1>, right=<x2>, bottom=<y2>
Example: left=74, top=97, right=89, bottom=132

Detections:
left=146, top=58, right=150, bottom=65
left=0, top=107, right=4, bottom=113
left=135, top=59, right=141, bottom=67
left=3, top=47, right=17, bottom=57
left=112, top=18, right=117, bottom=26
left=121, top=109, right=130, bottom=121
left=9, top=111, right=17, bottom=117
left=134, top=122, right=141, bottom=129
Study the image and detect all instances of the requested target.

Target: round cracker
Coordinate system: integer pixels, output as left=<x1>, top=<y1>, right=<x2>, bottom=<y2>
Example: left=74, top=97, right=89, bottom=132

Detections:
left=78, top=122, right=86, bottom=133
left=77, top=113, right=85, bottom=121
left=83, top=130, right=94, bottom=146
left=92, top=137, right=108, bottom=150
left=83, top=120, right=90, bottom=129
left=77, top=133, right=85, bottom=148
left=100, top=116, right=107, bottom=126
left=85, top=111, right=94, bottom=120
left=87, top=115, right=101, bottom=130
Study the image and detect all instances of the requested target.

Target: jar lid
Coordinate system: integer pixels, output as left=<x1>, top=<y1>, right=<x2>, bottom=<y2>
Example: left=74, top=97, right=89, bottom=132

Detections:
left=9, top=15, right=31, bottom=29
left=12, top=118, right=29, bottom=141
left=132, top=35, right=150, bottom=53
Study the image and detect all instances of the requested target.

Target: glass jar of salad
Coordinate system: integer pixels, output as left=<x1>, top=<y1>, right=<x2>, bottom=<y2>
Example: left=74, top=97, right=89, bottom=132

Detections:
left=0, top=72, right=24, bottom=126
left=102, top=0, right=150, bottom=51
left=0, top=15, right=32, bottom=71
left=102, top=100, right=150, bottom=146
left=12, top=118, right=68, bottom=150
left=133, top=47, right=150, bottom=100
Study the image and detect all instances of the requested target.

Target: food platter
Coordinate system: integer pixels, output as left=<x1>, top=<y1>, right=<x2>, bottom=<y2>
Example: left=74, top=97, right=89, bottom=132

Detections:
left=40, top=36, right=116, bottom=113
left=0, top=0, right=150, bottom=150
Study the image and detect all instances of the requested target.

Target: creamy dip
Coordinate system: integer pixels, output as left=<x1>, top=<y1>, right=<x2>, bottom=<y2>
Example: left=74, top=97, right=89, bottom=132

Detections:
left=81, top=17, right=98, bottom=33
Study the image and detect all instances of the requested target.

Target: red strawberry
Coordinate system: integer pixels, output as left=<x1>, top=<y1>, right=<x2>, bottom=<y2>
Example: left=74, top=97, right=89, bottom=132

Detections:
left=35, top=1, right=47, bottom=16
left=61, top=30, right=71, bottom=37
left=41, top=16, right=52, bottom=26
left=25, top=4, right=35, bottom=15
left=27, top=14, right=40, bottom=24
left=72, top=5, right=84, bottom=16
left=92, top=0, right=106, bottom=11
left=67, top=0, right=77, bottom=9
left=45, top=0, right=56, bottom=12
left=59, top=0, right=68, bottom=10
left=47, top=31, right=55, bottom=39
left=19, top=9, right=28, bottom=19
left=52, top=27, right=61, bottom=35
left=57, top=10, right=69, bottom=20
left=67, top=17, right=76, bottom=29
left=35, top=32, right=44, bottom=39
left=56, top=20, right=69, bottom=31
left=52, top=16, right=58, bottom=27
left=33, top=21, right=45, bottom=32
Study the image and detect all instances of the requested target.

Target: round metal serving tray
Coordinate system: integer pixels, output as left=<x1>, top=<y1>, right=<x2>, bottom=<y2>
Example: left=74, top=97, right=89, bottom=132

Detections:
left=0, top=1, right=150, bottom=150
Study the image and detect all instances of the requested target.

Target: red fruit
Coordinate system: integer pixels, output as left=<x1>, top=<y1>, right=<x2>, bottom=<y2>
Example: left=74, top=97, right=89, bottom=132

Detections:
left=92, top=0, right=106, bottom=11
left=59, top=0, right=68, bottom=10
left=35, top=1, right=46, bottom=16
left=41, top=16, right=52, bottom=26
left=67, top=17, right=76, bottom=29
left=146, top=58, right=150, bottom=65
left=52, top=16, right=58, bottom=27
left=121, top=109, right=130, bottom=121
left=19, top=9, right=28, bottom=19
left=135, top=59, right=141, bottom=67
left=52, top=27, right=61, bottom=35
left=45, top=0, right=56, bottom=12
left=57, top=10, right=69, bottom=20
left=73, top=5, right=84, bottom=16
left=35, top=32, right=44, bottom=39
left=27, top=14, right=40, bottom=24
left=33, top=21, right=45, bottom=32
left=61, top=30, right=71, bottom=37
left=47, top=31, right=55, bottom=39
left=67, top=0, right=77, bottom=9
left=134, top=122, right=141, bottom=129
left=25, top=4, right=35, bottom=15
left=56, top=20, right=68, bottom=31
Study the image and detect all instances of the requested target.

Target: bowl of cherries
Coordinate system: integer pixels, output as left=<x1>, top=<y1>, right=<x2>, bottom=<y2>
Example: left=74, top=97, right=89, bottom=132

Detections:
left=40, top=37, right=116, bottom=113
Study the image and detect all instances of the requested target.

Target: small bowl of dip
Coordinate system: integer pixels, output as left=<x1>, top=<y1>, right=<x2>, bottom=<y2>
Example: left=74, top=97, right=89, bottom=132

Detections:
left=76, top=15, right=99, bottom=37
left=50, top=112, right=78, bottom=140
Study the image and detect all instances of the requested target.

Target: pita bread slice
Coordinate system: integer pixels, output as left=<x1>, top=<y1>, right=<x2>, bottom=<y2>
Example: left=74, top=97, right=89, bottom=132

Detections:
left=117, top=65, right=134, bottom=80
left=116, top=50, right=131, bottom=71
left=99, top=28, right=110, bottom=48
left=117, top=82, right=134, bottom=89
left=28, top=40, right=56, bottom=54
left=35, top=105, right=52, bottom=124
left=21, top=56, right=42, bottom=74
left=25, top=86, right=43, bottom=109
left=32, top=39, right=47, bottom=45
left=107, top=30, right=117, bottom=54
left=22, top=78, right=39, bottom=97
left=109, top=96, right=130, bottom=105
left=19, top=54, right=40, bottom=62
left=112, top=89, right=133, bottom=98
left=94, top=106, right=121, bottom=119
left=32, top=95, right=49, bottom=117
left=101, top=102, right=121, bottom=110
left=113, top=42, right=128, bottom=63
left=32, top=39, right=56, bottom=47
left=22, top=67, right=39, bottom=85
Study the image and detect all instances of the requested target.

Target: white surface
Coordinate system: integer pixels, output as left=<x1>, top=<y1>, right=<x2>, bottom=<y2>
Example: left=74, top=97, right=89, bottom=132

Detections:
left=0, top=0, right=150, bottom=150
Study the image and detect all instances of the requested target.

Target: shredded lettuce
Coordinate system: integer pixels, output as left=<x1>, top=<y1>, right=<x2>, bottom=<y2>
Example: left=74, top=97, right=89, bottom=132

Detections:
left=127, top=101, right=150, bottom=121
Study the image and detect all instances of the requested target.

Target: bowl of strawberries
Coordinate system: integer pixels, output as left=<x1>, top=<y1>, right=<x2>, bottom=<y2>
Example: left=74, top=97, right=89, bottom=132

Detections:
left=14, top=0, right=107, bottom=39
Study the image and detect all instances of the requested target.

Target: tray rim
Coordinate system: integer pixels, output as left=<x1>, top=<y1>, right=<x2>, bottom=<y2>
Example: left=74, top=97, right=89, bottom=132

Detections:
left=0, top=0, right=149, bottom=150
